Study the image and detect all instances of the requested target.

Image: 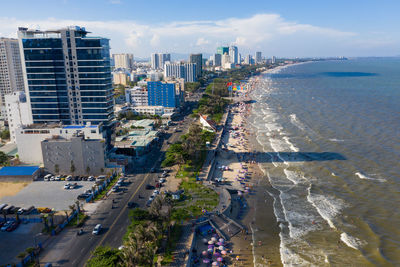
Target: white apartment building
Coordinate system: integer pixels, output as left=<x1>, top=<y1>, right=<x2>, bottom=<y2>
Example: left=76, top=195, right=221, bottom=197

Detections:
left=164, top=62, right=196, bottom=82
left=151, top=53, right=171, bottom=70
left=113, top=53, right=134, bottom=69
left=113, top=72, right=129, bottom=85
left=244, top=55, right=253, bottom=65
left=229, top=46, right=239, bottom=64
left=15, top=123, right=105, bottom=164
left=255, top=52, right=262, bottom=64
left=0, top=38, right=24, bottom=120
left=5, top=91, right=32, bottom=143
left=125, top=87, right=148, bottom=106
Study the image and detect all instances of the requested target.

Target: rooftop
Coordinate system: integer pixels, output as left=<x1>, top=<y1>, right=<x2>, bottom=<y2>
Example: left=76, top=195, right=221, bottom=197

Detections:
left=0, top=166, right=40, bottom=176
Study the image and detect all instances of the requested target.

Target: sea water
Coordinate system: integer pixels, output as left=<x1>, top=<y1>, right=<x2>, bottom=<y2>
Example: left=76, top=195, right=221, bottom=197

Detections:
left=248, top=58, right=400, bottom=266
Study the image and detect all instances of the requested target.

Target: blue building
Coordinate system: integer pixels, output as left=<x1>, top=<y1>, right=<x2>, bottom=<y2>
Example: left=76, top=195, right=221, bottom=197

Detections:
left=17, top=26, right=114, bottom=126
left=147, top=81, right=181, bottom=108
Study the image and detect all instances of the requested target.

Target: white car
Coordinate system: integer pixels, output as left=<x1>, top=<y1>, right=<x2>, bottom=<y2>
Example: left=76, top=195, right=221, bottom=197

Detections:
left=88, top=176, right=95, bottom=181
left=92, top=224, right=102, bottom=235
left=66, top=175, right=72, bottom=181
left=55, top=176, right=61, bottom=181
left=149, top=195, right=155, bottom=201
left=49, top=176, right=55, bottom=181
left=112, top=186, right=119, bottom=192
left=159, top=178, right=166, bottom=183
left=63, top=184, right=70, bottom=190
left=153, top=190, right=160, bottom=195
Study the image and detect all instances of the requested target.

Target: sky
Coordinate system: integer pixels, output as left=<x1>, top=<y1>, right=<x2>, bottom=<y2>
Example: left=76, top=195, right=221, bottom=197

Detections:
left=1, top=0, right=400, bottom=58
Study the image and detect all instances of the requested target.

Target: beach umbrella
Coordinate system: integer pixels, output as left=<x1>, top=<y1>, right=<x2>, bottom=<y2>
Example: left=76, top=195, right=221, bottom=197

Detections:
left=216, top=242, right=223, bottom=246
left=207, top=248, right=213, bottom=253
left=217, top=257, right=223, bottom=262
left=203, top=258, right=210, bottom=263
left=212, top=237, right=217, bottom=241
left=208, top=244, right=214, bottom=249
left=219, top=238, right=224, bottom=243
left=212, top=262, right=219, bottom=266
left=202, top=251, right=208, bottom=256
left=208, top=240, right=214, bottom=245
left=245, top=189, right=249, bottom=193
left=219, top=246, right=225, bottom=251
left=221, top=250, right=227, bottom=255
left=214, top=252, right=221, bottom=257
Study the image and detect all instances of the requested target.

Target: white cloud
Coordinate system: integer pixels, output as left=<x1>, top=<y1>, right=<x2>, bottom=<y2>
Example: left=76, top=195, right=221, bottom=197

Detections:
left=0, top=13, right=397, bottom=57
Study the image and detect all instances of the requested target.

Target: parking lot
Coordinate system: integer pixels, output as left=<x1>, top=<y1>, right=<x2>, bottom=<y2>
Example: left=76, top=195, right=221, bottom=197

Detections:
left=0, top=222, right=43, bottom=265
left=0, top=181, right=96, bottom=211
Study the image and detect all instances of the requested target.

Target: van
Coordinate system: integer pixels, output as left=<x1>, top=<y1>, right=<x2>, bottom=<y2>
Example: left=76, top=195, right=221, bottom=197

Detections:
left=3, top=205, right=14, bottom=214
left=0, top=204, right=7, bottom=212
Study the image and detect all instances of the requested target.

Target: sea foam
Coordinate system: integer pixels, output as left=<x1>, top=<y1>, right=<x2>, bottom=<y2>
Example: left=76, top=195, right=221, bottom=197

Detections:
left=355, top=172, right=387, bottom=182
left=340, top=232, right=365, bottom=250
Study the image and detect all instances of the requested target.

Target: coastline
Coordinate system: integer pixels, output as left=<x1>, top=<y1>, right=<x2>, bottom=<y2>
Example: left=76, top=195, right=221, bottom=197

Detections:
left=213, top=66, right=288, bottom=266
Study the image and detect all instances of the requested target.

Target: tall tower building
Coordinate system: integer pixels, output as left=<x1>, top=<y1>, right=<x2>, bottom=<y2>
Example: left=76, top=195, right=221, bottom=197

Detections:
left=158, top=53, right=171, bottom=69
left=255, top=52, right=262, bottom=64
left=213, top=54, right=222, bottom=66
left=271, top=56, right=276, bottom=64
left=217, top=46, right=229, bottom=56
left=151, top=53, right=159, bottom=69
left=18, top=26, right=114, bottom=126
left=0, top=38, right=24, bottom=119
left=189, top=53, right=202, bottom=78
left=229, top=46, right=239, bottom=64
left=113, top=53, right=134, bottom=69
left=164, top=62, right=196, bottom=82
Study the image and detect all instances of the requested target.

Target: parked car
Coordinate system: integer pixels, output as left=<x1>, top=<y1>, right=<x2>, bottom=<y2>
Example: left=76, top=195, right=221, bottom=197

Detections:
left=0, top=204, right=7, bottom=212
left=1, top=221, right=12, bottom=231
left=159, top=178, right=166, bottom=183
left=88, top=176, right=95, bottom=181
left=84, top=189, right=92, bottom=194
left=49, top=176, right=55, bottom=181
left=153, top=190, right=160, bottom=195
left=6, top=222, right=19, bottom=232
left=97, top=176, right=106, bottom=181
left=77, top=194, right=90, bottom=200
left=111, top=186, right=119, bottom=192
left=92, top=224, right=102, bottom=235
left=64, top=184, right=70, bottom=190
left=66, top=175, right=72, bottom=181
left=17, top=208, right=26, bottom=215
left=55, top=176, right=61, bottom=181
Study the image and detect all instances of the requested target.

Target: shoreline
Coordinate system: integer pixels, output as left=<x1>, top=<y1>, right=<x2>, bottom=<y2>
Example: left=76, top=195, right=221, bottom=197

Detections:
left=212, top=68, right=284, bottom=266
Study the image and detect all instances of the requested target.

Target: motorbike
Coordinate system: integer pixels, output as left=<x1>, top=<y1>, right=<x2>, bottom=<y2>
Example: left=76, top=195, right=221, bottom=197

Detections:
left=77, top=228, right=84, bottom=236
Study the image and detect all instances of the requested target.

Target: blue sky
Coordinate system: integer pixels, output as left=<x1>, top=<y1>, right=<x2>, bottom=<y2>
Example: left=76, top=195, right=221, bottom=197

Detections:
left=1, top=0, right=399, bottom=57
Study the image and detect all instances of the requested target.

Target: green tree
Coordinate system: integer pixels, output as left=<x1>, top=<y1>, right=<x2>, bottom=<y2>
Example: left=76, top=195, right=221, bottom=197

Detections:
left=54, top=164, right=60, bottom=175
left=0, top=129, right=10, bottom=140
left=0, top=151, right=8, bottom=166
left=87, top=246, right=121, bottom=267
left=70, top=161, right=75, bottom=175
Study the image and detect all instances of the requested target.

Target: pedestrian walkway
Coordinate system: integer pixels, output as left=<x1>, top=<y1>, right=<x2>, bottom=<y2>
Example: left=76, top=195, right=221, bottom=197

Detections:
left=169, top=223, right=194, bottom=267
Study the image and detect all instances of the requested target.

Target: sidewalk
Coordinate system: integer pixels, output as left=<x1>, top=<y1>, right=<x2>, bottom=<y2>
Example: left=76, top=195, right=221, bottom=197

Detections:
left=168, top=223, right=194, bottom=267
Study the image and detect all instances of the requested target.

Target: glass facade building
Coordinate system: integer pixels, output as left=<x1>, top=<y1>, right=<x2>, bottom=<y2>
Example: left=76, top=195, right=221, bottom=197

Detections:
left=147, top=81, right=180, bottom=108
left=17, top=26, right=114, bottom=126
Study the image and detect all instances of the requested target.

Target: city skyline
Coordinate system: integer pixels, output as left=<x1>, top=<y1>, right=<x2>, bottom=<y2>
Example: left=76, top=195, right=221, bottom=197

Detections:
left=0, top=1, right=399, bottom=57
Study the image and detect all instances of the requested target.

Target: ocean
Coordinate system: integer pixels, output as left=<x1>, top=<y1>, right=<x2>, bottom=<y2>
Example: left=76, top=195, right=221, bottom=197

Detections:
left=248, top=58, right=400, bottom=266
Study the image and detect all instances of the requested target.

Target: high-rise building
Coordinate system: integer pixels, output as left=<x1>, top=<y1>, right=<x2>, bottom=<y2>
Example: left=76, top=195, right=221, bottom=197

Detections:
left=113, top=53, right=134, bottom=69
left=244, top=55, right=253, bottom=65
left=125, top=86, right=148, bottom=106
left=221, top=52, right=230, bottom=66
left=158, top=53, right=171, bottom=69
left=0, top=38, right=24, bottom=119
left=271, top=56, right=276, bottom=64
left=17, top=26, right=114, bottom=126
left=255, top=52, right=262, bottom=64
left=217, top=46, right=229, bottom=56
left=189, top=54, right=202, bottom=78
left=151, top=53, right=159, bottom=69
left=213, top=54, right=222, bottom=67
left=164, top=62, right=196, bottom=82
left=229, top=46, right=239, bottom=65
left=113, top=72, right=129, bottom=85
left=147, top=81, right=181, bottom=108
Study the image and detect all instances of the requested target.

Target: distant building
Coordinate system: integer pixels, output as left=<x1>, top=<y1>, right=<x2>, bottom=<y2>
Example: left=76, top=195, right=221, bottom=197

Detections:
left=147, top=81, right=181, bottom=108
left=147, top=70, right=163, bottom=81
left=199, top=114, right=216, bottom=132
left=0, top=38, right=24, bottom=120
left=189, top=54, right=202, bottom=78
left=255, top=52, right=262, bottom=64
left=151, top=53, right=170, bottom=70
left=217, top=46, right=229, bottom=56
left=244, top=55, right=253, bottom=65
left=271, top=56, right=276, bottom=64
left=113, top=53, right=134, bottom=69
left=17, top=26, right=114, bottom=126
left=229, top=46, right=239, bottom=64
left=151, top=53, right=159, bottom=69
left=221, top=53, right=231, bottom=67
left=213, top=54, right=222, bottom=66
left=15, top=124, right=105, bottom=165
left=164, top=62, right=196, bottom=82
left=125, top=87, right=148, bottom=106
left=42, top=135, right=106, bottom=176
left=5, top=91, right=32, bottom=143
left=113, top=72, right=129, bottom=85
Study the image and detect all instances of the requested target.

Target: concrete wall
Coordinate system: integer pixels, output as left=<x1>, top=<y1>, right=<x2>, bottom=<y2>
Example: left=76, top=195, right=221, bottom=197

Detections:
left=42, top=136, right=106, bottom=176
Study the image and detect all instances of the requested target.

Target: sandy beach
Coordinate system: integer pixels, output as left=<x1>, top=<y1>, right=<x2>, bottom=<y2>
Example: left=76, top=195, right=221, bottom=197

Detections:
left=0, top=181, right=30, bottom=199
left=210, top=84, right=282, bottom=266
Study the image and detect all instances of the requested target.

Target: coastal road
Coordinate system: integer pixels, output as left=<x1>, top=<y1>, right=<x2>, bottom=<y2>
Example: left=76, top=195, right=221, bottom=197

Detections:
left=39, top=98, right=199, bottom=267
